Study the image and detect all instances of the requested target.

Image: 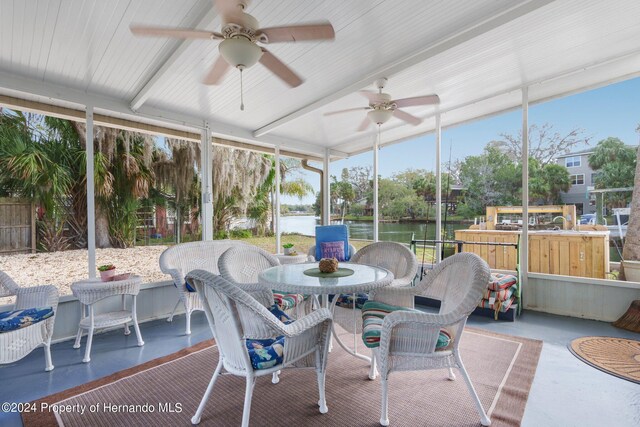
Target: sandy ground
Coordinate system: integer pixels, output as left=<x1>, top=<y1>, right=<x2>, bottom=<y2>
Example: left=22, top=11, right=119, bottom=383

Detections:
left=0, top=246, right=170, bottom=304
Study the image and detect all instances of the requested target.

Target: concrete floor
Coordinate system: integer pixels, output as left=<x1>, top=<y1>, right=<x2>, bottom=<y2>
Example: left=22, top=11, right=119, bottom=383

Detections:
left=1, top=309, right=639, bottom=427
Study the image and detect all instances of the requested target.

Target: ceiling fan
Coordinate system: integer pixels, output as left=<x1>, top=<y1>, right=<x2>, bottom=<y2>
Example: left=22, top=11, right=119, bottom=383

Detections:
left=325, top=78, right=440, bottom=131
left=130, top=0, right=335, bottom=109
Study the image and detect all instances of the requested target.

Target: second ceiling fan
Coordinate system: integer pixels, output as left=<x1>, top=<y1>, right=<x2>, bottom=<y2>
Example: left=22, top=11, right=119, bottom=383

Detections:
left=325, top=78, right=440, bottom=131
left=130, top=0, right=335, bottom=109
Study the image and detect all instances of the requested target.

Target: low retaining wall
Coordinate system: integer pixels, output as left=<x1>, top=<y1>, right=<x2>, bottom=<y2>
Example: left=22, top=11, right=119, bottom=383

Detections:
left=525, top=273, right=640, bottom=322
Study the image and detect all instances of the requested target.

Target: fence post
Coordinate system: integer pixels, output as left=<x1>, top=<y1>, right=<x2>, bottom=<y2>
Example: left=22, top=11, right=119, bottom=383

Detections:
left=31, top=202, right=36, bottom=253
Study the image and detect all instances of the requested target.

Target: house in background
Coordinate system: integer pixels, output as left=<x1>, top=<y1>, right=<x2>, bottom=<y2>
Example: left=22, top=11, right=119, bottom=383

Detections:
left=555, top=149, right=597, bottom=215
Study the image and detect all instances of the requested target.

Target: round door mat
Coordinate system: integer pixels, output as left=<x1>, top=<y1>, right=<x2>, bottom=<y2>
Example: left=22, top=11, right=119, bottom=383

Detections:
left=568, top=336, right=640, bottom=384
left=303, top=267, right=354, bottom=278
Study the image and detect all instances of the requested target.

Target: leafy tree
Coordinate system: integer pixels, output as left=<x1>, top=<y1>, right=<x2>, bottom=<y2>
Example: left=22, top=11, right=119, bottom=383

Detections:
left=492, top=123, right=591, bottom=166
left=588, top=137, right=636, bottom=208
left=528, top=160, right=571, bottom=204
left=457, top=146, right=520, bottom=215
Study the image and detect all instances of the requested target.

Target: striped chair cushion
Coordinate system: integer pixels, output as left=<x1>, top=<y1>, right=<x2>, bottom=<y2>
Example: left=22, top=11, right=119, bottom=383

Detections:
left=272, top=292, right=305, bottom=310
left=482, top=286, right=516, bottom=302
left=361, top=301, right=452, bottom=350
left=488, top=273, right=517, bottom=291
left=0, top=307, right=54, bottom=333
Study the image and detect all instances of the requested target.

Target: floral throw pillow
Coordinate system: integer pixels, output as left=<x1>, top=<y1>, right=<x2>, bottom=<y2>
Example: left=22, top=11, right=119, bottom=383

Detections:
left=321, top=241, right=346, bottom=262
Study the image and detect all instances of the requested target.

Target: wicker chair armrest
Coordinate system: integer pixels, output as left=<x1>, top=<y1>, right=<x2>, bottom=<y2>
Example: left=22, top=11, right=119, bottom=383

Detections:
left=282, top=308, right=332, bottom=338
left=163, top=267, right=189, bottom=292
left=369, top=286, right=418, bottom=308
left=14, top=285, right=59, bottom=311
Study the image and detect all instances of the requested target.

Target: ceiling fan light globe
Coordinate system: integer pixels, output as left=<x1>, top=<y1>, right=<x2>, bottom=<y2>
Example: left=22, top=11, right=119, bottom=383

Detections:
left=368, top=109, right=393, bottom=125
left=219, top=37, right=262, bottom=69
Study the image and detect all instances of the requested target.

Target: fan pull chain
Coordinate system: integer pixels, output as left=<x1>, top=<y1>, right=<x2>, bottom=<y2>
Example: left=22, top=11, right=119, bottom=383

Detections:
left=240, top=67, right=245, bottom=111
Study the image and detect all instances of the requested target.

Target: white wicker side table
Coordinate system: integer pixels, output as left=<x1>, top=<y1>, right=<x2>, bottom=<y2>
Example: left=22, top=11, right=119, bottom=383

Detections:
left=71, top=275, right=144, bottom=363
left=274, top=254, right=308, bottom=265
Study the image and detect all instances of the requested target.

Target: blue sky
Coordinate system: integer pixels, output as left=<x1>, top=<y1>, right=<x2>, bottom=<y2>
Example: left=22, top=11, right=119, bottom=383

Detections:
left=284, top=76, right=640, bottom=205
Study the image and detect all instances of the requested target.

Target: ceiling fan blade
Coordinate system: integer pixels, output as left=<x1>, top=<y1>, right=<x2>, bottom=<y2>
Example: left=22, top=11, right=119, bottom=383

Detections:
left=393, top=109, right=422, bottom=126
left=259, top=48, right=303, bottom=87
left=323, top=107, right=369, bottom=117
left=202, top=56, right=231, bottom=85
left=130, top=25, right=222, bottom=40
left=393, top=95, right=440, bottom=108
left=257, top=22, right=335, bottom=43
left=357, top=117, right=372, bottom=132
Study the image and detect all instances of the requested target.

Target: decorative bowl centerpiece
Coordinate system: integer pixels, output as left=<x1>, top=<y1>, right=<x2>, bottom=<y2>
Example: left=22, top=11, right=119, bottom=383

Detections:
left=319, top=258, right=339, bottom=273
left=98, top=264, right=116, bottom=282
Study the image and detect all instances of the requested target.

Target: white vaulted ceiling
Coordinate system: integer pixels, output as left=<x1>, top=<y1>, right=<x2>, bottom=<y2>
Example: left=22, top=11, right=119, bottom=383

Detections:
left=1, top=0, right=640, bottom=158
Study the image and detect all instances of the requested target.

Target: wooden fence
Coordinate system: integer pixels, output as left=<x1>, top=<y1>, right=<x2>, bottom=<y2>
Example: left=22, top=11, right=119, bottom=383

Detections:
left=0, top=198, right=36, bottom=254
left=455, top=229, right=610, bottom=279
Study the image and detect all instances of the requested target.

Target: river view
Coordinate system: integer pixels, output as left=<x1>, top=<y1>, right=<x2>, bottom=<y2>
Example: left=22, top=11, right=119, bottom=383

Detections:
left=280, top=215, right=466, bottom=244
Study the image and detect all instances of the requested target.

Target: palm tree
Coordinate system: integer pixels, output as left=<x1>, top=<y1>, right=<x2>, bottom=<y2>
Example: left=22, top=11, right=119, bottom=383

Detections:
left=620, top=129, right=640, bottom=279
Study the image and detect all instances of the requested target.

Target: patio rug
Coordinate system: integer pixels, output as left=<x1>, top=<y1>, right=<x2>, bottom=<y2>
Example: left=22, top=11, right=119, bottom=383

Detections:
left=23, top=327, right=542, bottom=427
left=569, top=336, right=640, bottom=384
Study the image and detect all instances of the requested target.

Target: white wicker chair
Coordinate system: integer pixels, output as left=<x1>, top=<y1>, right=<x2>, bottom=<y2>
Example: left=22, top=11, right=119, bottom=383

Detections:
left=351, top=242, right=418, bottom=287
left=307, top=243, right=357, bottom=261
left=186, top=270, right=332, bottom=427
left=0, top=271, right=59, bottom=371
left=332, top=242, right=419, bottom=344
left=219, top=245, right=310, bottom=319
left=366, top=253, right=491, bottom=426
left=159, top=240, right=249, bottom=335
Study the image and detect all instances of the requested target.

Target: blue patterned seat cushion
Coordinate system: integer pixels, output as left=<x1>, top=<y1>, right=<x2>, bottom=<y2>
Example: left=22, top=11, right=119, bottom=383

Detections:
left=335, top=293, right=369, bottom=309
left=245, top=305, right=291, bottom=370
left=0, top=307, right=54, bottom=333
left=361, top=301, right=453, bottom=350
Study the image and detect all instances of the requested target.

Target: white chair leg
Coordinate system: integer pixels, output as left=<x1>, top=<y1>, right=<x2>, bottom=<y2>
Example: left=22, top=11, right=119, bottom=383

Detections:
left=167, top=299, right=181, bottom=322
left=272, top=370, right=281, bottom=384
left=241, top=376, right=256, bottom=427
left=448, top=367, right=456, bottom=381
left=317, top=370, right=328, bottom=414
left=191, top=358, right=223, bottom=425
left=185, top=308, right=192, bottom=335
left=369, top=349, right=378, bottom=380
left=457, top=355, right=491, bottom=426
left=380, top=377, right=389, bottom=426
left=73, top=327, right=83, bottom=349
left=124, top=323, right=131, bottom=335
left=44, top=340, right=54, bottom=371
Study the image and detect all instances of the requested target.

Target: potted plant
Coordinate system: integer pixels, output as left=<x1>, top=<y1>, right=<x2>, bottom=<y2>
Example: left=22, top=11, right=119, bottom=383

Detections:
left=282, top=243, right=296, bottom=255
left=98, top=264, right=116, bottom=282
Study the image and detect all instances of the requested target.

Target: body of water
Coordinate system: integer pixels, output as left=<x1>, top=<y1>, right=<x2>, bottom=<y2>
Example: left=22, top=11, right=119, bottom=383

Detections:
left=280, top=215, right=466, bottom=244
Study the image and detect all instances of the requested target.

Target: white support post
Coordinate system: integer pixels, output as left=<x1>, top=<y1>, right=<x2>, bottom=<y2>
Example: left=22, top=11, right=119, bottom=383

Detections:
left=435, top=112, right=442, bottom=263
left=200, top=123, right=213, bottom=241
left=521, top=87, right=529, bottom=291
left=373, top=136, right=379, bottom=242
left=322, top=149, right=330, bottom=225
left=275, top=146, right=281, bottom=253
left=85, top=105, right=96, bottom=279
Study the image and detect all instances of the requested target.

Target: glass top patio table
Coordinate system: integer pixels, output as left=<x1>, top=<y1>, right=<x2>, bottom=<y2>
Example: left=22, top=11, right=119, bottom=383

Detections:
left=258, top=262, right=393, bottom=295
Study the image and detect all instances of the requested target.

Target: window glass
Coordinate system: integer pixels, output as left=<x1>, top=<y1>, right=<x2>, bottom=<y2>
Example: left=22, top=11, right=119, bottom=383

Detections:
left=565, top=156, right=581, bottom=167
